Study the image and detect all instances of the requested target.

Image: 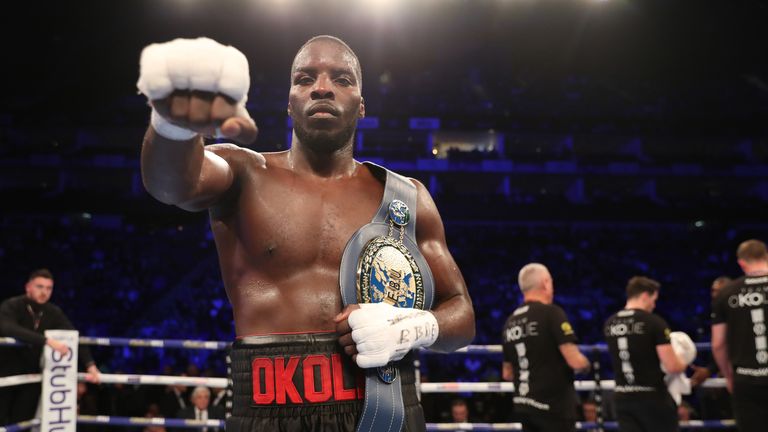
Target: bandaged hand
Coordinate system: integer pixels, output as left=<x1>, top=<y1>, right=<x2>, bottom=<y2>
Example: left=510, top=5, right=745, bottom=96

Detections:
left=136, top=37, right=255, bottom=142
left=336, top=303, right=439, bottom=368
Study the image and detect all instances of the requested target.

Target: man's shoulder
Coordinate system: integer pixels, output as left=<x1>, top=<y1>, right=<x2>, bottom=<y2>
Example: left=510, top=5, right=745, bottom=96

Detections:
left=544, top=302, right=566, bottom=313
left=718, top=275, right=747, bottom=297
left=361, top=161, right=428, bottom=191
left=42, top=302, right=65, bottom=314
left=529, top=301, right=564, bottom=317
left=645, top=311, right=669, bottom=326
left=180, top=404, right=196, bottom=413
left=209, top=404, right=226, bottom=417
left=208, top=143, right=270, bottom=172
left=0, top=295, right=27, bottom=308
left=604, top=309, right=632, bottom=324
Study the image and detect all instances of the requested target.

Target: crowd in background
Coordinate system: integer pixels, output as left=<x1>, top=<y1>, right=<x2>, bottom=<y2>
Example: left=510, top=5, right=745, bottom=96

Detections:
left=1, top=0, right=766, bottom=428
left=0, top=211, right=754, bottom=425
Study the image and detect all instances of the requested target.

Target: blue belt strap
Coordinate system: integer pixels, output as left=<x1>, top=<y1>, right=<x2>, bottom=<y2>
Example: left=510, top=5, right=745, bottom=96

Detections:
left=339, top=162, right=435, bottom=432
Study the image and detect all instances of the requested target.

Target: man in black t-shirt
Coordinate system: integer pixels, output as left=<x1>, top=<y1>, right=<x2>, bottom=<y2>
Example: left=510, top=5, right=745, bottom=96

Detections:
left=711, top=239, right=768, bottom=432
left=0, top=269, right=101, bottom=425
left=502, top=263, right=590, bottom=432
left=604, top=276, right=686, bottom=432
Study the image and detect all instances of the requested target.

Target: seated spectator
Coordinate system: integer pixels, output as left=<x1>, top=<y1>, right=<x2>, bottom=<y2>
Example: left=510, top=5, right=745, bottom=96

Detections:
left=451, top=398, right=470, bottom=423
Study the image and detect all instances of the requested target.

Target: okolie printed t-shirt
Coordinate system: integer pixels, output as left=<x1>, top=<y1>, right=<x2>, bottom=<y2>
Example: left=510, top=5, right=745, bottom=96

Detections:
left=604, top=308, right=671, bottom=396
left=502, top=301, right=579, bottom=418
left=712, top=275, right=768, bottom=385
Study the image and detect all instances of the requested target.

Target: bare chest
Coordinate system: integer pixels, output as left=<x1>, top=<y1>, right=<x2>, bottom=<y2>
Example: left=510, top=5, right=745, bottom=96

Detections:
left=228, top=169, right=384, bottom=271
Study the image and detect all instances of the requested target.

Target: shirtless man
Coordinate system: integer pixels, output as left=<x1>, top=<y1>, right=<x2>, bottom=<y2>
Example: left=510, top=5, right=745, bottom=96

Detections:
left=138, top=35, right=475, bottom=431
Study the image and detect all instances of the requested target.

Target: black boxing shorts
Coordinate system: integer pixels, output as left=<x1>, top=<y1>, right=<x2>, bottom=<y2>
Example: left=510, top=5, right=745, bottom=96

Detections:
left=226, top=332, right=425, bottom=432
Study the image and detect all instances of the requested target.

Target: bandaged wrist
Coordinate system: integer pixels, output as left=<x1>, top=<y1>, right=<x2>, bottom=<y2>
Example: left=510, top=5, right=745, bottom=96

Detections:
left=394, top=309, right=440, bottom=350
left=349, top=303, right=439, bottom=368
left=151, top=110, right=197, bottom=141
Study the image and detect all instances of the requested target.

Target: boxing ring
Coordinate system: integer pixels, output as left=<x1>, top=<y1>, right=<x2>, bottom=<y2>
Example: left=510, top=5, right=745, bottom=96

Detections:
left=0, top=336, right=736, bottom=431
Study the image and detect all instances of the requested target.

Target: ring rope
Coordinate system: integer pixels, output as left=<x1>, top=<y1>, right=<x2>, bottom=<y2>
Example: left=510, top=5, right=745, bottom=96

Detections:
left=0, top=335, right=733, bottom=431
left=442, top=343, right=712, bottom=354
left=0, top=336, right=228, bottom=350
left=419, top=378, right=726, bottom=393
left=78, top=415, right=224, bottom=428
left=1, top=418, right=738, bottom=432
left=425, top=420, right=737, bottom=430
left=0, top=338, right=714, bottom=353
left=0, top=419, right=39, bottom=432
left=0, top=374, right=42, bottom=388
left=0, top=372, right=227, bottom=389
left=0, top=373, right=726, bottom=391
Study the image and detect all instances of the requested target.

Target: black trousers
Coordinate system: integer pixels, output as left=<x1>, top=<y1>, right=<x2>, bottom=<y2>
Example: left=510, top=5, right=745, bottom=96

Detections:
left=615, top=392, right=678, bottom=432
left=0, top=383, right=40, bottom=425
left=518, top=412, right=575, bottom=432
left=732, top=381, right=768, bottom=432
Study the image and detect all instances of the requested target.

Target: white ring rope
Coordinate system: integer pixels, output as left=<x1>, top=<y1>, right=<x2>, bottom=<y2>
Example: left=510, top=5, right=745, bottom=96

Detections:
left=420, top=378, right=727, bottom=393
left=81, top=373, right=228, bottom=388
left=0, top=373, right=227, bottom=389
left=0, top=336, right=734, bottom=431
left=0, top=374, right=42, bottom=388
left=0, top=372, right=726, bottom=392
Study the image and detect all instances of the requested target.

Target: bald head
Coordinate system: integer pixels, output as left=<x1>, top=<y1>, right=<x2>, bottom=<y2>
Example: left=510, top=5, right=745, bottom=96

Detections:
left=291, top=35, right=362, bottom=90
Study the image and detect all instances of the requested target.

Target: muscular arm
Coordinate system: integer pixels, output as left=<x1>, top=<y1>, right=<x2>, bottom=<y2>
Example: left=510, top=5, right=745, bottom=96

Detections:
left=559, top=343, right=590, bottom=373
left=657, top=343, right=687, bottom=374
left=141, top=129, right=234, bottom=211
left=413, top=180, right=475, bottom=352
left=711, top=323, right=733, bottom=391
left=140, top=89, right=259, bottom=211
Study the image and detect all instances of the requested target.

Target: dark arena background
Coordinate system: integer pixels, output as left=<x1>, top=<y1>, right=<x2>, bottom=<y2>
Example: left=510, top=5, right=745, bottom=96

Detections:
left=1, top=0, right=767, bottom=430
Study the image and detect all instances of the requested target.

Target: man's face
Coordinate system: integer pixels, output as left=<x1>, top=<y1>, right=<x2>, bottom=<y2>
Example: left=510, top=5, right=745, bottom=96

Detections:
left=288, top=40, right=364, bottom=153
left=192, top=391, right=210, bottom=410
left=25, top=276, right=53, bottom=304
left=583, top=402, right=597, bottom=421
left=451, top=404, right=468, bottom=422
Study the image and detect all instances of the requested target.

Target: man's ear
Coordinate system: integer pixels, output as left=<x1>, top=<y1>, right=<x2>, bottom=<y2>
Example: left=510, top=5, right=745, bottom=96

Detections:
left=737, top=258, right=747, bottom=271
left=359, top=97, right=365, bottom=118
left=287, top=102, right=292, bottom=116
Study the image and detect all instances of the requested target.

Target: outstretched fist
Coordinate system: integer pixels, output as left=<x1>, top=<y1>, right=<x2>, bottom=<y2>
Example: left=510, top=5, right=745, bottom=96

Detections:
left=137, top=37, right=258, bottom=144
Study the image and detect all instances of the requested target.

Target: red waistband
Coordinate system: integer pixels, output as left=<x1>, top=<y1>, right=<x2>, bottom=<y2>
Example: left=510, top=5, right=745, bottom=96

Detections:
left=236, top=330, right=335, bottom=339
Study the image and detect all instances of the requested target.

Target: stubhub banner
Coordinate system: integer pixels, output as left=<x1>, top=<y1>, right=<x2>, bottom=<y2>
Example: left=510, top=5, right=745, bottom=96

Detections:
left=41, top=329, right=78, bottom=432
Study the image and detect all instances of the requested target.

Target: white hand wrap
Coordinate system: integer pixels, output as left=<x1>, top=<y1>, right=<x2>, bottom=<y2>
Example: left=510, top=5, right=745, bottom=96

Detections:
left=137, top=37, right=250, bottom=101
left=137, top=37, right=251, bottom=140
left=348, top=303, right=439, bottom=369
left=150, top=110, right=197, bottom=141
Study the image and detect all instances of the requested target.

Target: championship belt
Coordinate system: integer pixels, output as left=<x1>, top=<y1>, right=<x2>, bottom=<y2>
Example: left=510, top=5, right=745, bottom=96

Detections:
left=339, top=162, right=435, bottom=432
